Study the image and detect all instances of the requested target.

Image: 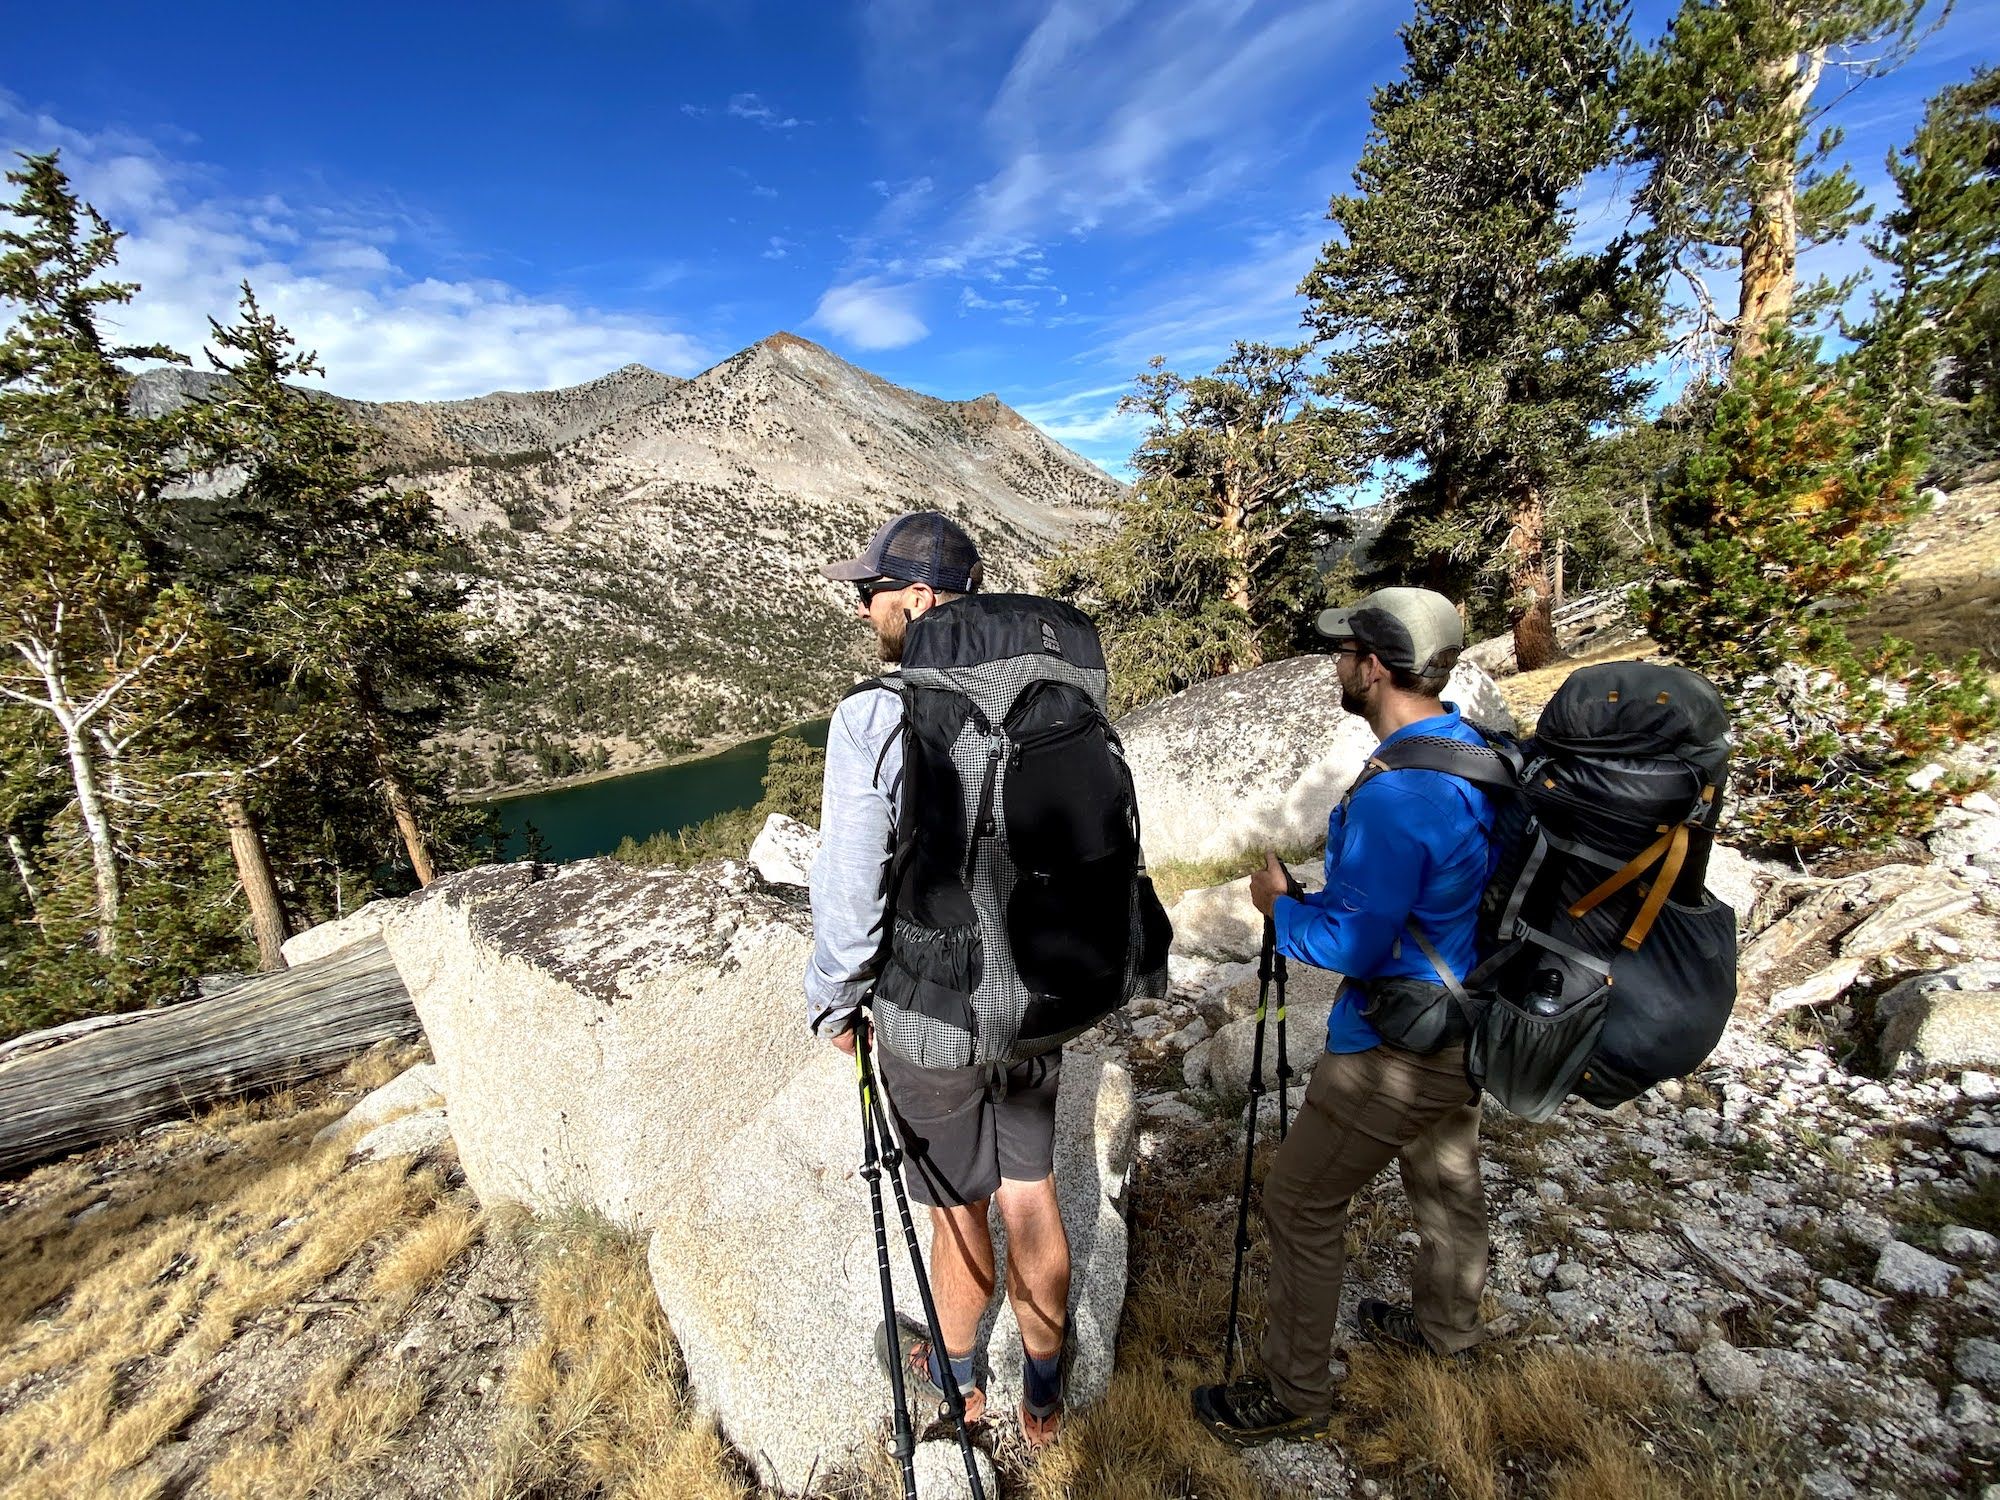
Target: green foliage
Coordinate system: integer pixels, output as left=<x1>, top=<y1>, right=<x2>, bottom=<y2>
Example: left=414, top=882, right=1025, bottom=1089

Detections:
left=1857, top=65, right=2000, bottom=476
left=0, top=157, right=508, bottom=1039
left=1631, top=0, right=1935, bottom=358
left=1042, top=343, right=1343, bottom=713
left=1553, top=395, right=1715, bottom=593
left=1303, top=0, right=1661, bottom=658
left=759, top=732, right=825, bottom=826
left=1643, top=333, right=1998, bottom=856
left=613, top=730, right=826, bottom=869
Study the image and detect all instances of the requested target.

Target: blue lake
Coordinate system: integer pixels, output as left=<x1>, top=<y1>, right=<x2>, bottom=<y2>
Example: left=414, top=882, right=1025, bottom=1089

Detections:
left=488, top=719, right=831, bottom=865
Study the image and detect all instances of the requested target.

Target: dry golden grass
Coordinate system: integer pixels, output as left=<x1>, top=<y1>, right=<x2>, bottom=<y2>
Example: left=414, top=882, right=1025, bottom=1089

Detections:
left=207, top=1347, right=428, bottom=1500
left=0, top=1046, right=470, bottom=1500
left=1335, top=1345, right=1673, bottom=1500
left=370, top=1198, right=486, bottom=1307
left=467, top=1210, right=755, bottom=1500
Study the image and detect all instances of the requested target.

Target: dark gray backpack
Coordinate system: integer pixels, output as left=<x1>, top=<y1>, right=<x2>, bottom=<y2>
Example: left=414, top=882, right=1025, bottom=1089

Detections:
left=848, top=594, right=1172, bottom=1068
left=1357, top=662, right=1737, bottom=1120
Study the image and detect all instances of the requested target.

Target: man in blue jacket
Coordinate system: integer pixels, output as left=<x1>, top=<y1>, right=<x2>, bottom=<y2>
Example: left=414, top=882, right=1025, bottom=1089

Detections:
left=1195, top=587, right=1495, bottom=1446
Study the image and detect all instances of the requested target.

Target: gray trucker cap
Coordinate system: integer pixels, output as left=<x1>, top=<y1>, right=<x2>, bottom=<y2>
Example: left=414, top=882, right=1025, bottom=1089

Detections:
left=821, top=510, right=984, bottom=593
left=1315, top=587, right=1465, bottom=676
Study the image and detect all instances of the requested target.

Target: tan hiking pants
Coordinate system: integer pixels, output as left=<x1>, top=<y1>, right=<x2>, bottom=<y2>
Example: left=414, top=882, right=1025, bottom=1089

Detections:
left=1259, top=1043, right=1489, bottom=1417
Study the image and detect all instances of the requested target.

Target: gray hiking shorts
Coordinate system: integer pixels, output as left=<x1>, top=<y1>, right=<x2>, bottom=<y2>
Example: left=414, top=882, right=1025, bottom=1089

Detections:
left=876, top=1048, right=1061, bottom=1209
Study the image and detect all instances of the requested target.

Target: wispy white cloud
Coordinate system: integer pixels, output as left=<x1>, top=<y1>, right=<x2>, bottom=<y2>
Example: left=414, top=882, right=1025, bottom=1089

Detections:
left=0, top=94, right=715, bottom=400
left=762, top=235, right=796, bottom=261
left=831, top=0, right=1383, bottom=341
left=811, top=279, right=929, bottom=349
left=1015, top=379, right=1149, bottom=475
left=727, top=92, right=808, bottom=130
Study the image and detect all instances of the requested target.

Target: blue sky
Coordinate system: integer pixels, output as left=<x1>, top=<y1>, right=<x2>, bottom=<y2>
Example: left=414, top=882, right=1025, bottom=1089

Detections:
left=5, top=0, right=1994, bottom=476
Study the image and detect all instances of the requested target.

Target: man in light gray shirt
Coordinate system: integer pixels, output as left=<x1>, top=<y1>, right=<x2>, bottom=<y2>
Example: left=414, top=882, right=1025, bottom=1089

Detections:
left=806, top=510, right=1070, bottom=1450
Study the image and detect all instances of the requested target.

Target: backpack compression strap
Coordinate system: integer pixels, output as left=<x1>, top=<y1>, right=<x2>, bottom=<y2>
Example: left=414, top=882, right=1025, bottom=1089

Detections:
left=1565, top=782, right=1718, bottom=952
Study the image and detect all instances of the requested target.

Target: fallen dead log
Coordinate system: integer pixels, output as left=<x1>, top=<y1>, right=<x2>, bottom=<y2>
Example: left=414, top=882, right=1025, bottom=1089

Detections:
left=0, top=937, right=416, bottom=1178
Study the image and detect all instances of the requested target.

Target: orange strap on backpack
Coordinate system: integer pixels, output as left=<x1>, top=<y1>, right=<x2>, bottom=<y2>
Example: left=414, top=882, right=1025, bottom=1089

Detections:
left=1566, top=786, right=1716, bottom=951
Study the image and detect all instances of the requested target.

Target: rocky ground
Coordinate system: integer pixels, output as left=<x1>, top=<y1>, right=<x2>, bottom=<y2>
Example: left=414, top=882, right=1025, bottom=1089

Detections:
left=1067, top=796, right=2000, bottom=1499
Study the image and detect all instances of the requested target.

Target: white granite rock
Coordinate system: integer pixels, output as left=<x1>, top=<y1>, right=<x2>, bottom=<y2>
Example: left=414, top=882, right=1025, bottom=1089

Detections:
left=1166, top=864, right=1320, bottom=963
left=282, top=897, right=407, bottom=966
left=314, top=1063, right=445, bottom=1144
left=1958, top=1338, right=2000, bottom=1390
left=350, top=1107, right=451, bottom=1162
left=1874, top=1240, right=1957, bottom=1298
left=1117, top=655, right=1511, bottom=867
left=1696, top=1340, right=1764, bottom=1401
left=1943, top=1227, right=2000, bottom=1260
left=911, top=1439, right=997, bottom=1499
left=1930, top=802, right=2000, bottom=872
left=1704, top=843, right=1792, bottom=936
left=384, top=856, right=1136, bottom=1491
left=646, top=1047, right=1134, bottom=1493
left=1183, top=1038, right=1214, bottom=1092
left=1879, top=963, right=2000, bottom=1073
left=1207, top=965, right=1341, bottom=1106
left=749, top=812, right=821, bottom=887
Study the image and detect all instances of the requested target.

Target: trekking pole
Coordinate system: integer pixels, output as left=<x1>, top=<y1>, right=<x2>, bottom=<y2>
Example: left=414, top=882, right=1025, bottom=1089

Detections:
left=857, top=1020, right=988, bottom=1500
left=855, top=1017, right=918, bottom=1500
left=1272, top=920, right=1292, bottom=1142
left=1222, top=919, right=1275, bottom=1378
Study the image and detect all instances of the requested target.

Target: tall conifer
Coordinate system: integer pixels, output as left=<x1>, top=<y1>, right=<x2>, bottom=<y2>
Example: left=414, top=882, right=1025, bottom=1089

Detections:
left=1632, top=0, right=1935, bottom=365
left=1301, top=0, right=1660, bottom=670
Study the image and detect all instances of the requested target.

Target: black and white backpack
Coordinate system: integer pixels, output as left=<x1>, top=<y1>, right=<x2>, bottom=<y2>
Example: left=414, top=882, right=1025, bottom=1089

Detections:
left=850, top=594, right=1172, bottom=1068
left=1357, top=661, right=1738, bottom=1120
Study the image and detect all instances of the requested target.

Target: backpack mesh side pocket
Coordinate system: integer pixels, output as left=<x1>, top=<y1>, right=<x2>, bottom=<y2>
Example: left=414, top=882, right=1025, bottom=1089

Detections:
left=1467, top=980, right=1610, bottom=1123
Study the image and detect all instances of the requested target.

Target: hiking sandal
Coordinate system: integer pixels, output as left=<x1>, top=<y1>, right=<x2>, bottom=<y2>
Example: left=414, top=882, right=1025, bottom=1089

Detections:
left=873, top=1316, right=987, bottom=1425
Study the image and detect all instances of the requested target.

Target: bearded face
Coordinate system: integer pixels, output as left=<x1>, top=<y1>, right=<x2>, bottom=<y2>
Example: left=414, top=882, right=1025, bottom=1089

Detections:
left=875, top=605, right=909, bottom=663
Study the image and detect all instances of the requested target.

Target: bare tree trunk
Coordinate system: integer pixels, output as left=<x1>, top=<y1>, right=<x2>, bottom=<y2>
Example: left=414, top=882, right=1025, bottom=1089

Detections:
left=6, top=831, right=41, bottom=917
left=1553, top=534, right=1567, bottom=609
left=1507, top=485, right=1560, bottom=673
left=382, top=768, right=436, bottom=887
left=220, top=792, right=290, bottom=971
left=53, top=711, right=121, bottom=953
left=1735, top=46, right=1824, bottom=365
left=1217, top=481, right=1265, bottom=671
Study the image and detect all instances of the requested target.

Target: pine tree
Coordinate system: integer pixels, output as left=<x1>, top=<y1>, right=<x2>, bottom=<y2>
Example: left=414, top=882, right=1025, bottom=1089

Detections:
left=1042, top=342, right=1342, bottom=710
left=188, top=287, right=511, bottom=891
left=0, top=152, right=214, bottom=954
left=1632, top=0, right=1935, bottom=365
left=1301, top=0, right=1661, bottom=670
left=1857, top=65, right=2000, bottom=472
left=1644, top=333, right=1997, bottom=854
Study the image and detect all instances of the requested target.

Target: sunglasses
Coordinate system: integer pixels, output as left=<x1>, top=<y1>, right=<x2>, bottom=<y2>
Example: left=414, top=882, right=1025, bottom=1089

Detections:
left=855, top=578, right=904, bottom=605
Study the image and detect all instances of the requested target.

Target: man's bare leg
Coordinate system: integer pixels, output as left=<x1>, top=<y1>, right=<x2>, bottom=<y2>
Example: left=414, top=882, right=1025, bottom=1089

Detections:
left=928, top=1197, right=997, bottom=1358
left=995, top=1175, right=1070, bottom=1357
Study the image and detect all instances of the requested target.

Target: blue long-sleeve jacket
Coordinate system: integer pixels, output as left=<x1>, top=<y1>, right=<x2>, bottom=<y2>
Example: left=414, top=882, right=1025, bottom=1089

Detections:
left=1272, top=706, right=1497, bottom=1053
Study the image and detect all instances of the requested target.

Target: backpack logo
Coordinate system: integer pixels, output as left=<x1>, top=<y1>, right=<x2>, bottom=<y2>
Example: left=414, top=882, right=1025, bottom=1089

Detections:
left=1040, top=622, right=1063, bottom=657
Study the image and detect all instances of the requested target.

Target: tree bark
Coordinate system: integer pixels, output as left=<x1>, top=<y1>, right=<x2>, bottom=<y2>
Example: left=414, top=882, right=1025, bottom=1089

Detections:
left=1507, top=485, right=1560, bottom=673
left=221, top=792, right=290, bottom=971
left=1217, top=477, right=1265, bottom=671
left=1735, top=46, right=1825, bottom=365
left=382, top=767, right=436, bottom=887
left=0, top=937, right=415, bottom=1176
left=54, top=708, right=121, bottom=953
left=5, top=831, right=41, bottom=917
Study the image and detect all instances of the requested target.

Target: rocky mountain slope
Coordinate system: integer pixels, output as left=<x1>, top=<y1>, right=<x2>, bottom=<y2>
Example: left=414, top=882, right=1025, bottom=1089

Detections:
left=428, top=333, right=1118, bottom=786
left=143, top=336, right=1121, bottom=790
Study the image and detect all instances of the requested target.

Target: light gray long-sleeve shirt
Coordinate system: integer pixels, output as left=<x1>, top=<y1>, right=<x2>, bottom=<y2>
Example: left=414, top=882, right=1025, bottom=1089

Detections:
left=804, top=680, right=906, bottom=1036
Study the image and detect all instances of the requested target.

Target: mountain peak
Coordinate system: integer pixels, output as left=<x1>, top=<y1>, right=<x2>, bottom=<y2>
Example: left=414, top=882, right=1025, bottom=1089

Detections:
left=755, top=330, right=829, bottom=356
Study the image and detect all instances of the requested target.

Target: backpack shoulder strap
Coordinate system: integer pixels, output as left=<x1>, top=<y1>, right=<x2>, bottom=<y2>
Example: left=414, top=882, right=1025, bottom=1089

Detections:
left=1370, top=733, right=1523, bottom=794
